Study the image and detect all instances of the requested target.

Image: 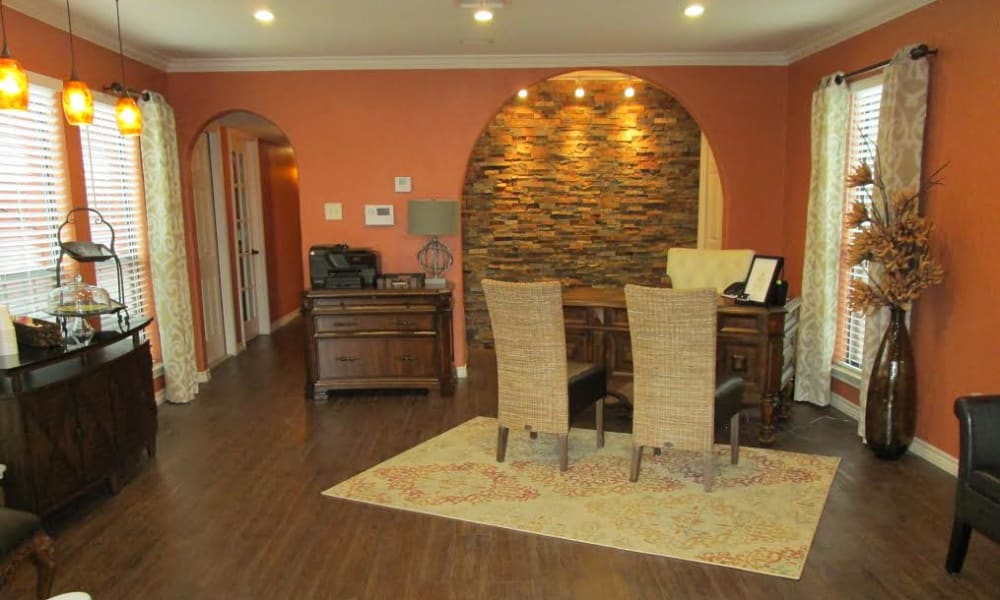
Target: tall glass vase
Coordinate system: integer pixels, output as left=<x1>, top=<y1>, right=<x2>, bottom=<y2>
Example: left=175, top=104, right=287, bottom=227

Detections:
left=865, top=306, right=916, bottom=460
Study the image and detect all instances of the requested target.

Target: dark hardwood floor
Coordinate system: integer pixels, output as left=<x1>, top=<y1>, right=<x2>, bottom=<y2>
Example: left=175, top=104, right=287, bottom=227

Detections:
left=6, top=318, right=999, bottom=599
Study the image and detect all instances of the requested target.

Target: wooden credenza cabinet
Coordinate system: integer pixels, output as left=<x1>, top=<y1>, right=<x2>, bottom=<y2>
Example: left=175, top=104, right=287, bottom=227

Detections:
left=562, top=288, right=800, bottom=444
left=0, top=319, right=156, bottom=516
left=303, top=287, right=455, bottom=398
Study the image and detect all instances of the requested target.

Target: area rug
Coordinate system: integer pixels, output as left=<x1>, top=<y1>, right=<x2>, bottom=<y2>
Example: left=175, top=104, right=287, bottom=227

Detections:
left=323, top=416, right=839, bottom=579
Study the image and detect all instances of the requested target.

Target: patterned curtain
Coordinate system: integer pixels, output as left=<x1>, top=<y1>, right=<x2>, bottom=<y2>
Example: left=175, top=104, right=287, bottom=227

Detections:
left=857, top=46, right=930, bottom=436
left=794, top=75, right=850, bottom=407
left=139, top=93, right=200, bottom=404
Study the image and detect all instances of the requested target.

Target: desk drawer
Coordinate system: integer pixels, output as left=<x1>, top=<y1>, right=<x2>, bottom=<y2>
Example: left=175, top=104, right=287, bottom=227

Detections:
left=315, top=313, right=434, bottom=333
left=312, top=296, right=437, bottom=310
left=316, top=338, right=436, bottom=378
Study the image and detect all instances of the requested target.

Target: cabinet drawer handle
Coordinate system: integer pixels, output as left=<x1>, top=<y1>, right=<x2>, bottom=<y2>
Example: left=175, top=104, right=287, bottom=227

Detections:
left=330, top=319, right=358, bottom=328
left=731, top=354, right=747, bottom=372
left=396, top=354, right=417, bottom=362
left=336, top=356, right=361, bottom=363
left=395, top=319, right=416, bottom=327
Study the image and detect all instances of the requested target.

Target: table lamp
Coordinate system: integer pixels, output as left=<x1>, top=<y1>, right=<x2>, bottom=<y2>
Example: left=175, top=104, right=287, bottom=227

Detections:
left=408, top=199, right=459, bottom=288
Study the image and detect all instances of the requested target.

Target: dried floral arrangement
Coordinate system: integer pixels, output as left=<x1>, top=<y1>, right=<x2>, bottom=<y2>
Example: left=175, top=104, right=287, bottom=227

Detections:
left=843, top=152, right=945, bottom=313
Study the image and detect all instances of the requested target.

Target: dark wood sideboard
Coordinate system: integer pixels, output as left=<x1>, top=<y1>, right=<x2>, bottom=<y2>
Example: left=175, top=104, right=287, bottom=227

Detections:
left=562, top=288, right=800, bottom=444
left=302, top=286, right=456, bottom=398
left=0, top=318, right=156, bottom=516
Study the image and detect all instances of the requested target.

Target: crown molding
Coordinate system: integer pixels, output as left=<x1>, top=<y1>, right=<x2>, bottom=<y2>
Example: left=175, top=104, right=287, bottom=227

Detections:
left=785, top=0, right=935, bottom=63
left=6, top=0, right=170, bottom=71
left=167, top=52, right=790, bottom=73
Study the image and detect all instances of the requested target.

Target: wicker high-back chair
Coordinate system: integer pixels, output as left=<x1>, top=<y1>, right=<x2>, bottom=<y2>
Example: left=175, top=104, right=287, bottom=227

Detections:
left=624, top=284, right=740, bottom=491
left=482, top=279, right=606, bottom=471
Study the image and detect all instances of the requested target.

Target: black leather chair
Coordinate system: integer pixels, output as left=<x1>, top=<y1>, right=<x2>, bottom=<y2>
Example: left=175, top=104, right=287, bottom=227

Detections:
left=0, top=507, right=55, bottom=599
left=945, top=394, right=1000, bottom=573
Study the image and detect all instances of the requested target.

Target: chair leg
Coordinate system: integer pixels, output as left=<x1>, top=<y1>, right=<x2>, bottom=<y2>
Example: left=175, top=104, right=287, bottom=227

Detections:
left=703, top=451, right=714, bottom=492
left=596, top=396, right=605, bottom=448
left=946, top=518, right=972, bottom=574
left=730, top=411, right=741, bottom=465
left=629, top=444, right=643, bottom=482
left=30, top=532, right=55, bottom=600
left=557, top=434, right=569, bottom=471
left=496, top=426, right=509, bottom=463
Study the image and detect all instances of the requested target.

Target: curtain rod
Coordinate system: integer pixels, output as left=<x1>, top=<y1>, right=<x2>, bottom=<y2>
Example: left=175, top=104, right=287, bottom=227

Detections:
left=104, top=81, right=150, bottom=101
left=834, top=44, right=937, bottom=84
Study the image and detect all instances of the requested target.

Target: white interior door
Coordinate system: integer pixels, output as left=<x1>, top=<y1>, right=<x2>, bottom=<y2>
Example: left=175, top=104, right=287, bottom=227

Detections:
left=191, top=132, right=227, bottom=366
left=698, top=133, right=724, bottom=249
left=227, top=130, right=270, bottom=343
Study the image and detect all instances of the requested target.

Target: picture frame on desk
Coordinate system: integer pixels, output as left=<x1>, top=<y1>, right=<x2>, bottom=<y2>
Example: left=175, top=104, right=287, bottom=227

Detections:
left=737, top=255, right=784, bottom=306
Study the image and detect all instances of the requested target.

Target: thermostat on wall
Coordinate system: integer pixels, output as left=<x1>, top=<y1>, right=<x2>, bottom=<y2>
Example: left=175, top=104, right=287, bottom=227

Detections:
left=364, top=204, right=395, bottom=226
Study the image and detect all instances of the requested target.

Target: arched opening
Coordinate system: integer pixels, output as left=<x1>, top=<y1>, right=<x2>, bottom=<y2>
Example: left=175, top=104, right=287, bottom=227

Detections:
left=461, top=70, right=719, bottom=349
left=188, top=110, right=302, bottom=367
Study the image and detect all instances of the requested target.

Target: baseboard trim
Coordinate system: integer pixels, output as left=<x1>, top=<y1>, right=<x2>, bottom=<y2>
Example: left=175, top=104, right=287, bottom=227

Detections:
left=271, top=309, right=301, bottom=331
left=829, top=393, right=957, bottom=476
left=155, top=388, right=166, bottom=406
left=456, top=365, right=468, bottom=379
left=909, top=437, right=958, bottom=476
left=197, top=369, right=211, bottom=383
left=830, top=393, right=861, bottom=419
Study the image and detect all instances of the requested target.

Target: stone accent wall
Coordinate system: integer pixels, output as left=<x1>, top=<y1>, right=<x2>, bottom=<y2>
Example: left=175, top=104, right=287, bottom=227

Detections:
left=462, top=79, right=701, bottom=348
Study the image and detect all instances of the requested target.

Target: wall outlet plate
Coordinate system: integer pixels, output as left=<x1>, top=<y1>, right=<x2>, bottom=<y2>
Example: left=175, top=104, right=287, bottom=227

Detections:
left=324, top=202, right=343, bottom=221
left=365, top=204, right=395, bottom=226
left=394, top=176, right=412, bottom=193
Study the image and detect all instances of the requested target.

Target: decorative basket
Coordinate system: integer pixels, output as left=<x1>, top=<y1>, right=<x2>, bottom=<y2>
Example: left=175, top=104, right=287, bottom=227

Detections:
left=13, top=317, right=63, bottom=348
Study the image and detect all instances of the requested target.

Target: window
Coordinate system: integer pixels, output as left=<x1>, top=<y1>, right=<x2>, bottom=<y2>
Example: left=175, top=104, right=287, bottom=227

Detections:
left=0, top=79, right=71, bottom=316
left=834, top=79, right=882, bottom=370
left=80, top=96, right=153, bottom=329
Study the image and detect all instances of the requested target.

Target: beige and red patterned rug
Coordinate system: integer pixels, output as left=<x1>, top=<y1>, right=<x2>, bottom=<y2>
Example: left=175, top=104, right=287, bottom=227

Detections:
left=323, top=416, right=839, bottom=579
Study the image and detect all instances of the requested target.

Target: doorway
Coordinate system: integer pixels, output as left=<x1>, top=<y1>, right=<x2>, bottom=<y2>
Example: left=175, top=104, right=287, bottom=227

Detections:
left=189, top=111, right=300, bottom=366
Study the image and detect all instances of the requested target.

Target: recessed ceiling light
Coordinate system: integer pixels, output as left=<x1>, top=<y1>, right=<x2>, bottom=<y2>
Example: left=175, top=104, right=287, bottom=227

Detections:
left=574, top=86, right=585, bottom=99
left=624, top=86, right=636, bottom=98
left=684, top=4, right=705, bottom=18
left=254, top=9, right=275, bottom=23
left=474, top=9, right=494, bottom=22
left=517, top=89, right=528, bottom=99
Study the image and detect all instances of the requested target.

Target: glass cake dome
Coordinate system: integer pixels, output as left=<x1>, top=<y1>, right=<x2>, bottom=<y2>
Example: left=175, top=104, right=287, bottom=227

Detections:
left=47, top=274, right=122, bottom=317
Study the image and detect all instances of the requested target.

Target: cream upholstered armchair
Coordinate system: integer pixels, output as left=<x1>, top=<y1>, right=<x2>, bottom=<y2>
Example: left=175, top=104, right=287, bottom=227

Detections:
left=482, top=279, right=606, bottom=471
left=624, top=284, right=742, bottom=492
left=665, top=248, right=755, bottom=293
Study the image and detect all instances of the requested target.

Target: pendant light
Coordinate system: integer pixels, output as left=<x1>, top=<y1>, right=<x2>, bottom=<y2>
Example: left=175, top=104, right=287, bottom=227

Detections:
left=0, top=0, right=28, bottom=110
left=113, top=0, right=140, bottom=136
left=62, top=0, right=93, bottom=126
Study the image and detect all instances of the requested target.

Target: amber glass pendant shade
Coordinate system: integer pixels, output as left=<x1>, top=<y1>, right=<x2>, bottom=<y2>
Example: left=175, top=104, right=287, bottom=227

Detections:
left=62, top=79, right=93, bottom=125
left=115, top=95, right=141, bottom=136
left=0, top=56, right=28, bottom=109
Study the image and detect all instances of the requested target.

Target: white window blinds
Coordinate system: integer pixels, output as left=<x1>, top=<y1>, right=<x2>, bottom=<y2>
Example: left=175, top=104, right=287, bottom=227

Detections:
left=81, top=98, right=152, bottom=326
left=0, top=82, right=71, bottom=316
left=836, top=81, right=882, bottom=369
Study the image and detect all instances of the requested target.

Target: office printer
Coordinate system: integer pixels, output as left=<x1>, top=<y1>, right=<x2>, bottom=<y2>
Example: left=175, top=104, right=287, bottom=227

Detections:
left=309, top=244, right=380, bottom=289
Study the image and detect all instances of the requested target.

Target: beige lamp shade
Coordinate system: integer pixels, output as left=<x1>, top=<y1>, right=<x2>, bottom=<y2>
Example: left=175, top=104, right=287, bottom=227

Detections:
left=408, top=200, right=459, bottom=236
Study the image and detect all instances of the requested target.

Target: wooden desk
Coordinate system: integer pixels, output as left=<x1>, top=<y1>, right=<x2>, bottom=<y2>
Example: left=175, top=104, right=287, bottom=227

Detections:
left=562, top=287, right=800, bottom=445
left=302, top=286, right=456, bottom=398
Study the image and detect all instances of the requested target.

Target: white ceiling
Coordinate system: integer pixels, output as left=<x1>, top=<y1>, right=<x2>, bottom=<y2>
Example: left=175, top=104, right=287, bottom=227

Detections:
left=9, top=0, right=934, bottom=72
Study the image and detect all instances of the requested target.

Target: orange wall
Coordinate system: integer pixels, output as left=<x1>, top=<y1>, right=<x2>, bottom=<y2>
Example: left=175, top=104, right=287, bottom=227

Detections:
left=166, top=66, right=788, bottom=367
left=258, top=141, right=305, bottom=322
left=784, top=0, right=1000, bottom=457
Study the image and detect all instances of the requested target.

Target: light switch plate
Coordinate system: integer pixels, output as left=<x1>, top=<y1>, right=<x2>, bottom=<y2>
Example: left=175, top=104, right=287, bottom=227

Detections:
left=394, top=176, right=412, bottom=193
left=324, top=202, right=343, bottom=221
